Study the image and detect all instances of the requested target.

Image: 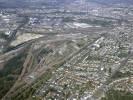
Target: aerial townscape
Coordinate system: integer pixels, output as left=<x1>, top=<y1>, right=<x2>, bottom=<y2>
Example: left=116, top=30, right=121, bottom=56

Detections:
left=0, top=0, right=133, bottom=100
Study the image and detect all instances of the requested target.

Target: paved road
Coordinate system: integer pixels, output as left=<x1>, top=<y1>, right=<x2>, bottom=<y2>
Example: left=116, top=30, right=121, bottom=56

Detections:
left=88, top=53, right=133, bottom=100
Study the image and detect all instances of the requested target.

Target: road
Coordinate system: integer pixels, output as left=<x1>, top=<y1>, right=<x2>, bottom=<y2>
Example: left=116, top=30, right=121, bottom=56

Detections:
left=88, top=52, right=133, bottom=100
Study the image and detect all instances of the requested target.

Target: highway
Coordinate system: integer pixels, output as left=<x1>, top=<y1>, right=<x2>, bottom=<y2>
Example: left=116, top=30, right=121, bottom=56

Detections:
left=2, top=33, right=96, bottom=99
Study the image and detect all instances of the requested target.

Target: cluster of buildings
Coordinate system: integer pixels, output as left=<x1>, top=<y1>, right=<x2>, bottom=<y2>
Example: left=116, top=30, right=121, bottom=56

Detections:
left=32, top=29, right=133, bottom=99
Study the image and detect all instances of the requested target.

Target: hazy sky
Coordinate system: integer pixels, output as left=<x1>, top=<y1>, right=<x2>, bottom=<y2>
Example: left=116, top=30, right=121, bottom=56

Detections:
left=0, top=0, right=133, bottom=8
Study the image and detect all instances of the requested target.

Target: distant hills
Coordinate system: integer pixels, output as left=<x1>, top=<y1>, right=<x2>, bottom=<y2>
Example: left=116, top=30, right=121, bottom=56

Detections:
left=0, top=0, right=75, bottom=8
left=87, top=0, right=133, bottom=5
left=0, top=0, right=133, bottom=8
